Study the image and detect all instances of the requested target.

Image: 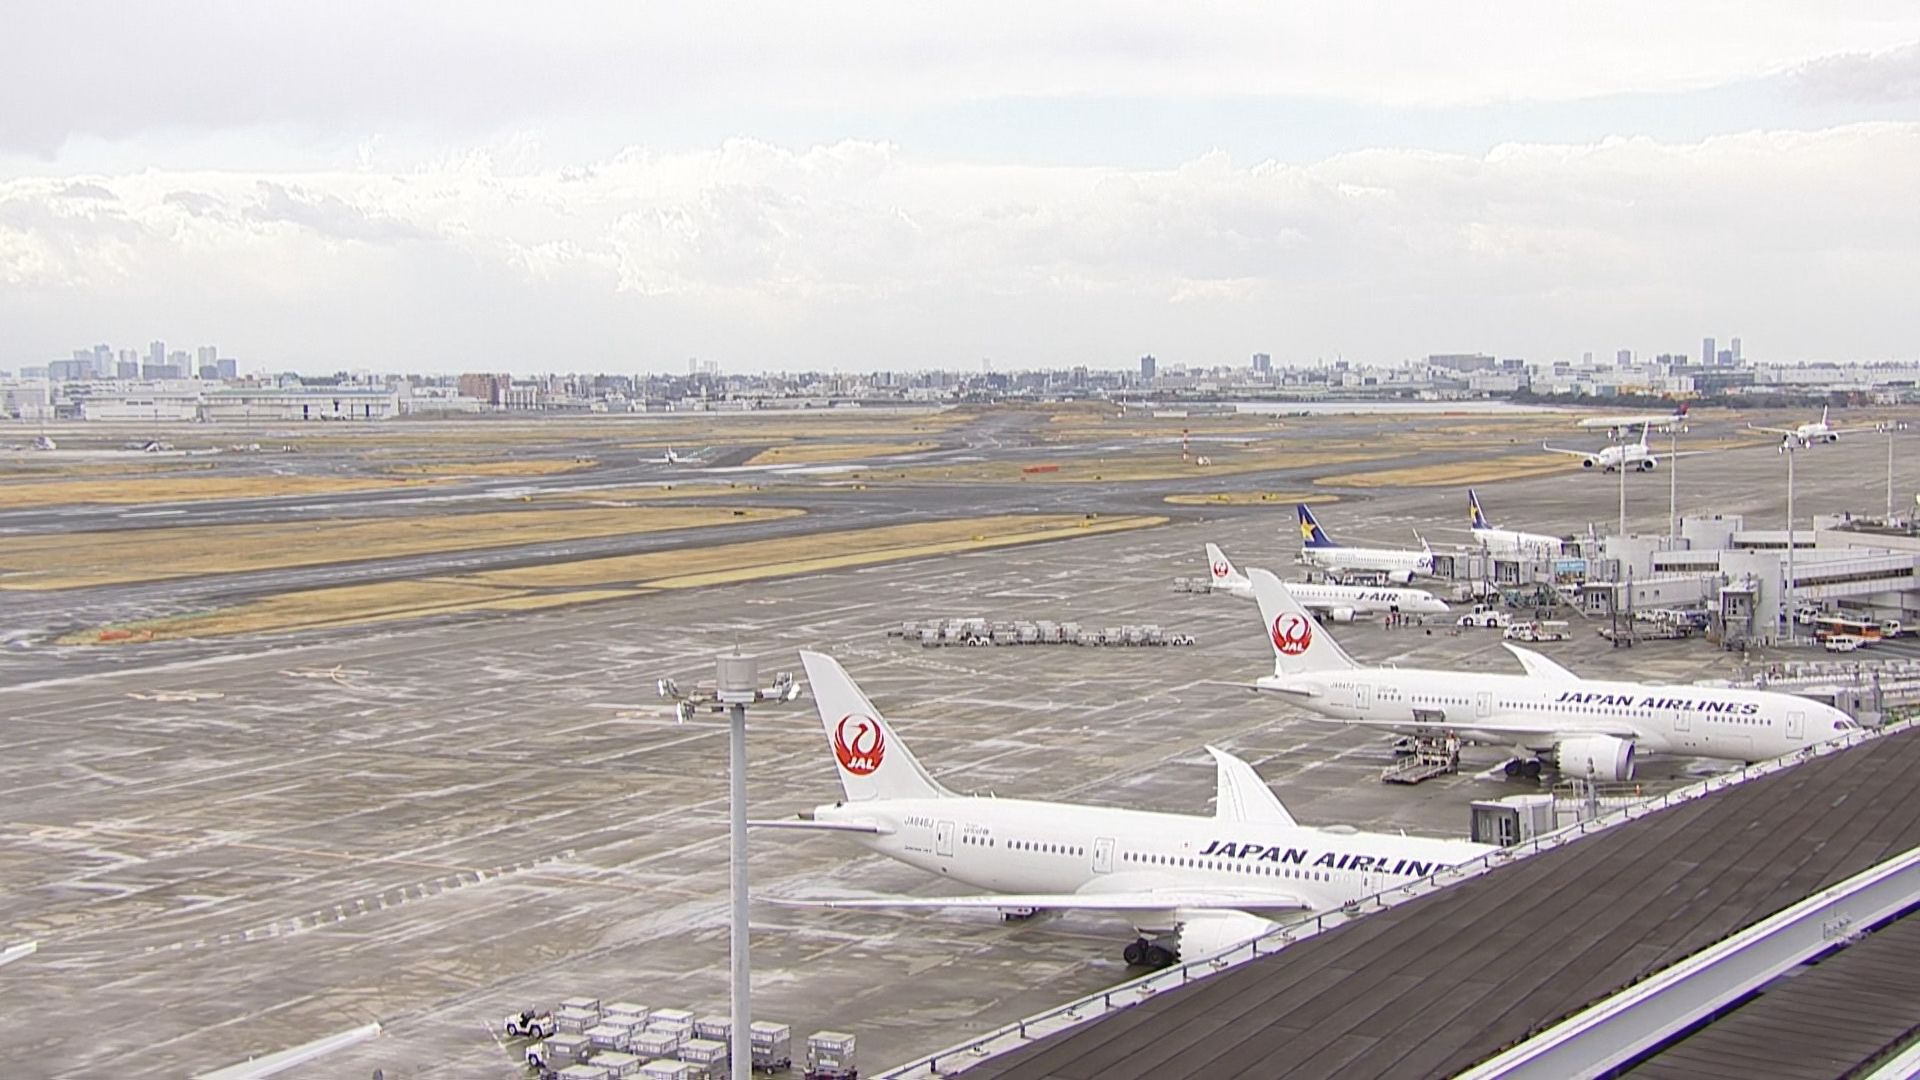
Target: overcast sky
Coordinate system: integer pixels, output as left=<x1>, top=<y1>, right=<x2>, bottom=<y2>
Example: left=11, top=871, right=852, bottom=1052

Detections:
left=4, top=3, right=1919, bottom=374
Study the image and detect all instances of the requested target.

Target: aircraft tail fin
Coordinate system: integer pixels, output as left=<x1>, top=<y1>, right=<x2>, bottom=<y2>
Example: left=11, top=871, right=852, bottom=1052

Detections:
left=799, top=651, right=953, bottom=803
left=1296, top=504, right=1338, bottom=549
left=1250, top=569, right=1359, bottom=675
left=1205, top=543, right=1248, bottom=591
left=1468, top=488, right=1493, bottom=531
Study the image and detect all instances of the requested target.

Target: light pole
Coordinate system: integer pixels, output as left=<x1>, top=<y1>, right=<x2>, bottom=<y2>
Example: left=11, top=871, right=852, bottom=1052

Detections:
left=1617, top=440, right=1628, bottom=543
left=1884, top=421, right=1908, bottom=522
left=1668, top=427, right=1678, bottom=542
left=1783, top=441, right=1797, bottom=645
left=658, top=656, right=799, bottom=1080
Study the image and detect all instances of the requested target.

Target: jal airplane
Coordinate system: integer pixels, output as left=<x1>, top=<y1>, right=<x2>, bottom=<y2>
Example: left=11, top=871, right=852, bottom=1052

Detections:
left=1541, top=425, right=1708, bottom=473
left=1749, top=406, right=1876, bottom=449
left=1246, top=569, right=1858, bottom=780
left=1467, top=490, right=1563, bottom=558
left=1206, top=544, right=1448, bottom=621
left=760, top=651, right=1495, bottom=967
left=1574, top=402, right=1689, bottom=436
left=1295, top=504, right=1435, bottom=584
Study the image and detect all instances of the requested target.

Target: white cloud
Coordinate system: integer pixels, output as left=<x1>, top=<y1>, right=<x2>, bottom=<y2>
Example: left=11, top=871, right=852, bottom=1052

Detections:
left=3, top=124, right=1915, bottom=371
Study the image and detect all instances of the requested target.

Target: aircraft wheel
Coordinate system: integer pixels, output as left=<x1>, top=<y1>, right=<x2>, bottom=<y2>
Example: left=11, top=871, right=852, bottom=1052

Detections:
left=1524, top=760, right=1544, bottom=781
left=1504, top=759, right=1525, bottom=777
left=1123, top=939, right=1148, bottom=966
left=1145, top=944, right=1178, bottom=968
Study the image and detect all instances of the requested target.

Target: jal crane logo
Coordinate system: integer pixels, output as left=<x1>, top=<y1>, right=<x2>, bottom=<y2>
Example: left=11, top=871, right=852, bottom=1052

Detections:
left=833, top=713, right=886, bottom=776
left=1271, top=612, right=1314, bottom=656
left=1211, top=561, right=1232, bottom=580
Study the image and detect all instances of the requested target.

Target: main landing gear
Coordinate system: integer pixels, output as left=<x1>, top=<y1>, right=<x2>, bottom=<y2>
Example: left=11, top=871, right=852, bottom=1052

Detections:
left=1123, top=937, right=1180, bottom=969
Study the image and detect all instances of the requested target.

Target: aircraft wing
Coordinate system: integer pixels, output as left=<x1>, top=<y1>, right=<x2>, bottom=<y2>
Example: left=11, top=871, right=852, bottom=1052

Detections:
left=1747, top=424, right=1797, bottom=436
left=1357, top=712, right=1639, bottom=743
left=1540, top=443, right=1595, bottom=458
left=1648, top=449, right=1716, bottom=461
left=771, top=886, right=1310, bottom=913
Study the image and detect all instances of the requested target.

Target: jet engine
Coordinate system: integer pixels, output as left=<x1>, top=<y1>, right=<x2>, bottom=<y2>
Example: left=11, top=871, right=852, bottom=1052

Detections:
left=1554, top=735, right=1635, bottom=781
left=1636, top=458, right=1657, bottom=472
left=1327, top=607, right=1357, bottom=624
left=1824, top=432, right=1840, bottom=444
left=1581, top=458, right=1597, bottom=469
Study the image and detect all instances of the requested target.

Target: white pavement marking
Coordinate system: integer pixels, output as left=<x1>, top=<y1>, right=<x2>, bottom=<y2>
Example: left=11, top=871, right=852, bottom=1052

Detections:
left=0, top=941, right=37, bottom=967
left=193, top=1022, right=382, bottom=1080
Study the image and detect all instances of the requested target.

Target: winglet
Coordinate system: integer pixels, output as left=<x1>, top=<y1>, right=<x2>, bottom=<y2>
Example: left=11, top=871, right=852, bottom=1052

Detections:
left=1207, top=746, right=1297, bottom=827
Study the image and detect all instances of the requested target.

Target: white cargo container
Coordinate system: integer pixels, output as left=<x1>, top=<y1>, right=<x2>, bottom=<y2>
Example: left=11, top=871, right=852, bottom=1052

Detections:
left=631, top=1029, right=684, bottom=1059
left=750, top=1021, right=793, bottom=1071
left=679, top=1037, right=729, bottom=1078
left=559, top=996, right=603, bottom=1016
left=529, top=1032, right=594, bottom=1070
left=806, top=1031, right=858, bottom=1079
left=587, top=1023, right=632, bottom=1052
left=639, top=1062, right=694, bottom=1080
left=556, top=1063, right=611, bottom=1080
left=604, top=1001, right=648, bottom=1025
left=692, top=1016, right=731, bottom=1044
left=556, top=1006, right=602, bottom=1035
left=593, top=1051, right=645, bottom=1080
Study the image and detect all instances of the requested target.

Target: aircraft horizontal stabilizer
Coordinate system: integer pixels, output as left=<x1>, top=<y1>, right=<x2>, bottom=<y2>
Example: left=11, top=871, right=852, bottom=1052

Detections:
left=747, top=818, right=893, bottom=834
left=769, top=887, right=1309, bottom=913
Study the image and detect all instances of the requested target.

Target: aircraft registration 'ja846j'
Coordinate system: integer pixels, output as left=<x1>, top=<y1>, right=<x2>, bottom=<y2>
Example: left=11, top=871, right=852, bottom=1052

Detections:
left=756, top=651, right=1493, bottom=968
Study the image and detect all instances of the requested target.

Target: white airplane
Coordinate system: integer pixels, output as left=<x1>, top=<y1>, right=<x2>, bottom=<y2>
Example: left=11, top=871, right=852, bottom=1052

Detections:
left=1467, top=490, right=1563, bottom=558
left=1295, top=504, right=1434, bottom=584
left=30, top=435, right=56, bottom=451
left=1246, top=569, right=1858, bottom=781
left=1574, top=402, right=1689, bottom=437
left=653, top=446, right=704, bottom=465
left=760, top=650, right=1495, bottom=967
left=1206, top=544, right=1448, bottom=622
left=1748, top=406, right=1876, bottom=449
left=1540, top=425, right=1708, bottom=473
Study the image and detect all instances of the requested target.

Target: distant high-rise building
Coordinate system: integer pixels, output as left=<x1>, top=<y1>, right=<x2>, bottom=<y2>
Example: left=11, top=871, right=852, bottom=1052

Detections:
left=1139, top=354, right=1157, bottom=382
left=1616, top=349, right=1632, bottom=367
left=116, top=360, right=139, bottom=379
left=1731, top=337, right=1743, bottom=363
left=1582, top=351, right=1593, bottom=365
left=1702, top=337, right=1715, bottom=367
left=216, top=358, right=237, bottom=380
left=197, top=345, right=218, bottom=371
left=1717, top=349, right=1733, bottom=365
left=1252, top=352, right=1271, bottom=375
left=149, top=340, right=166, bottom=368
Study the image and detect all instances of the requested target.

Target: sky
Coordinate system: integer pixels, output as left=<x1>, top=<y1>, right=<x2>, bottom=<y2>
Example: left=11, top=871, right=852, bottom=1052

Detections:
left=3, top=3, right=1920, bottom=374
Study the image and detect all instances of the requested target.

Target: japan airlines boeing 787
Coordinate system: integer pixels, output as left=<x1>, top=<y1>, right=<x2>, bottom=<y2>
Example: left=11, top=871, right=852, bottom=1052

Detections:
left=761, top=651, right=1493, bottom=966
left=1247, top=569, right=1856, bottom=780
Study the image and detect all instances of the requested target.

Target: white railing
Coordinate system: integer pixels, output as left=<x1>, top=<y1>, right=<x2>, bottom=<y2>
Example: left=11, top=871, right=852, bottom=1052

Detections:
left=876, top=717, right=1915, bottom=1079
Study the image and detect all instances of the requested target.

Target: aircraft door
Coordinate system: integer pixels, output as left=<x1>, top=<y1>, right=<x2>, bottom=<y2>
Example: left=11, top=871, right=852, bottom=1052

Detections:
left=1475, top=692, right=1492, bottom=719
left=1355, top=685, right=1374, bottom=715
left=935, top=821, right=956, bottom=858
left=1093, top=837, right=1115, bottom=874
left=1787, top=711, right=1806, bottom=740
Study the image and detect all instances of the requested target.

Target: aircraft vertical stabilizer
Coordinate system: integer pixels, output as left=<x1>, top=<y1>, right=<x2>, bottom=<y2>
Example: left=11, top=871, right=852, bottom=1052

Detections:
left=799, top=651, right=952, bottom=803
left=1207, top=746, right=1297, bottom=827
left=1250, top=569, right=1360, bottom=675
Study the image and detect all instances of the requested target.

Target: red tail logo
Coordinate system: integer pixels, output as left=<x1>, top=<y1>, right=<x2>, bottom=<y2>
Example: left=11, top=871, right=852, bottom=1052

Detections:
left=833, top=714, right=886, bottom=776
left=1211, top=561, right=1231, bottom=579
left=1271, top=613, right=1314, bottom=656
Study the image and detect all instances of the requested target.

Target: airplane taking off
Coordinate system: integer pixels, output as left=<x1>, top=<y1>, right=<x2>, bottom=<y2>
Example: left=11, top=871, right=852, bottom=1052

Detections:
left=1206, top=544, right=1448, bottom=621
left=1246, top=570, right=1857, bottom=780
left=1749, top=406, right=1875, bottom=449
left=1541, top=425, right=1709, bottom=474
left=1467, top=490, right=1563, bottom=558
left=1574, top=402, right=1688, bottom=437
left=653, top=446, right=705, bottom=464
left=761, top=651, right=1494, bottom=967
left=1295, top=504, right=1434, bottom=584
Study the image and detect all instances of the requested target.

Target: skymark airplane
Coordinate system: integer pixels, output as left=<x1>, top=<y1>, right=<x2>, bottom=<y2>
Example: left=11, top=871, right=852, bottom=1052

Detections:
left=1247, top=569, right=1857, bottom=780
left=761, top=651, right=1494, bottom=966
left=1574, top=402, right=1688, bottom=437
left=1541, top=425, right=1709, bottom=473
left=1749, top=406, right=1876, bottom=449
left=1467, top=490, right=1563, bottom=558
left=1295, top=504, right=1434, bottom=584
left=1206, top=544, right=1448, bottom=621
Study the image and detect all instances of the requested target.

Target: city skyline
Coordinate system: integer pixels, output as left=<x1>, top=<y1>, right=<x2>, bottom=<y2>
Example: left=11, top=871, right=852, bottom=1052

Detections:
left=3, top=5, right=1918, bottom=373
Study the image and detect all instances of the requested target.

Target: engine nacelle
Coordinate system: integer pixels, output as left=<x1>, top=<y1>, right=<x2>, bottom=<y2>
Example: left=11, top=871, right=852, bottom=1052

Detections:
left=1555, top=735, right=1635, bottom=781
left=1581, top=458, right=1596, bottom=469
left=1327, top=607, right=1357, bottom=623
left=1637, top=458, right=1657, bottom=471
left=1824, top=432, right=1840, bottom=443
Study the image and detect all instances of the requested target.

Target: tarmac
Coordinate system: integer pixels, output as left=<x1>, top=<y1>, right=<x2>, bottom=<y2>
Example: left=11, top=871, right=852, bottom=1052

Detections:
left=1, top=403, right=1915, bottom=1077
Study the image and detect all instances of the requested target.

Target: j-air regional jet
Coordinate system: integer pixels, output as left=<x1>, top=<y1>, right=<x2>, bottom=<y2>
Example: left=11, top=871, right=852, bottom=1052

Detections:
left=1294, top=504, right=1435, bottom=583
left=760, top=651, right=1494, bottom=967
left=1205, top=543, right=1448, bottom=621
left=1748, top=405, right=1878, bottom=450
left=1246, top=568, right=1857, bottom=781
left=1540, top=424, right=1711, bottom=474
